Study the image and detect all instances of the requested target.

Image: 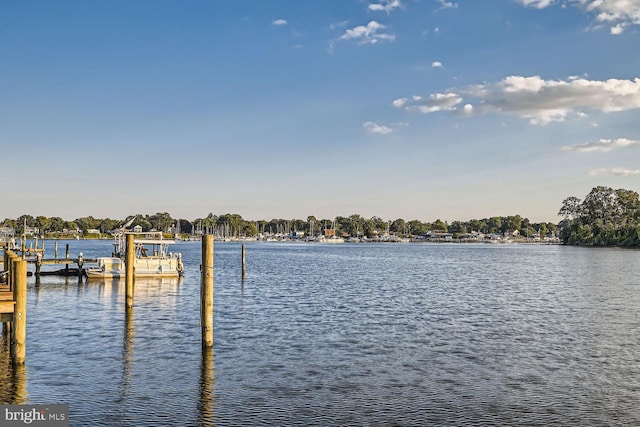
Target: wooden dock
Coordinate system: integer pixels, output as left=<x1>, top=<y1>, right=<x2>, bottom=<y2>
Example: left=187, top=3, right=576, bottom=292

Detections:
left=1, top=235, right=216, bottom=368
left=0, top=241, right=96, bottom=279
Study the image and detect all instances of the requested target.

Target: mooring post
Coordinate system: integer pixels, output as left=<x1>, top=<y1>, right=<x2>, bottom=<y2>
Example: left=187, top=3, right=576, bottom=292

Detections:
left=125, top=234, right=135, bottom=308
left=242, top=244, right=246, bottom=278
left=35, top=252, right=41, bottom=286
left=78, top=253, right=84, bottom=280
left=201, top=235, right=214, bottom=347
left=65, top=244, right=70, bottom=275
left=10, top=257, right=27, bottom=364
left=54, top=241, right=59, bottom=259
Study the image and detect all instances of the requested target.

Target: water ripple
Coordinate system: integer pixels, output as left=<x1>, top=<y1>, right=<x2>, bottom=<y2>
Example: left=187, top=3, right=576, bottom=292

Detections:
left=2, top=242, right=640, bottom=425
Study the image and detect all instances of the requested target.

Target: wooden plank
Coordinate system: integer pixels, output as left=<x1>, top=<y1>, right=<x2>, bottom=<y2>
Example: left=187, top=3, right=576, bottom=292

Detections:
left=0, top=312, right=12, bottom=322
left=39, top=258, right=97, bottom=265
left=0, top=300, right=15, bottom=313
left=0, top=292, right=14, bottom=300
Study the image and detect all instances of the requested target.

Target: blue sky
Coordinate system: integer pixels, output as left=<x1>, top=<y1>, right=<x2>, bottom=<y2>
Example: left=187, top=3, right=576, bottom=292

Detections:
left=1, top=0, right=639, bottom=223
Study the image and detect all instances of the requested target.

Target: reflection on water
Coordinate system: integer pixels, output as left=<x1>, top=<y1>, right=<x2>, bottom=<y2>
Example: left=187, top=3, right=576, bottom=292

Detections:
left=0, top=331, right=28, bottom=404
left=119, top=306, right=134, bottom=406
left=3, top=241, right=640, bottom=425
left=198, top=346, right=214, bottom=427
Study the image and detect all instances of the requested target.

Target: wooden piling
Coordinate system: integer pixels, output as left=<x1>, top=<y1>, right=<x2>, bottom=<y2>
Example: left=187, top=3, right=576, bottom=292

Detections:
left=201, top=235, right=214, bottom=347
left=65, top=244, right=70, bottom=275
left=241, top=244, right=246, bottom=278
left=35, top=253, right=42, bottom=286
left=10, top=256, right=26, bottom=364
left=125, top=234, right=135, bottom=308
left=77, top=253, right=83, bottom=279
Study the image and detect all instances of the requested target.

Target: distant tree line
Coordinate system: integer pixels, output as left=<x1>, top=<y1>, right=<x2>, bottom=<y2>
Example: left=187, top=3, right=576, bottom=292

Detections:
left=5, top=186, right=636, bottom=245
left=1, top=211, right=558, bottom=240
left=558, top=186, right=640, bottom=246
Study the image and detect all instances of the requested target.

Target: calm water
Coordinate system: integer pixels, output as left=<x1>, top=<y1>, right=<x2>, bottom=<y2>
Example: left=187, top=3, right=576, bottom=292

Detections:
left=1, top=241, right=640, bottom=426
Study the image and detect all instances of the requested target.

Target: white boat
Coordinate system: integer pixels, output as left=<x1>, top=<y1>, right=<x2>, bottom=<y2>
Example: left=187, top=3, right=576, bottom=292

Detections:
left=86, top=231, right=184, bottom=279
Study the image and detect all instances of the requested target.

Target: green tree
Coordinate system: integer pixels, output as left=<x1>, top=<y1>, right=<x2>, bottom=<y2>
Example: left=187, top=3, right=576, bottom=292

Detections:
left=501, top=215, right=522, bottom=234
left=34, top=216, right=51, bottom=234
left=431, top=219, right=448, bottom=232
left=49, top=217, right=65, bottom=233
left=149, top=212, right=174, bottom=232
left=558, top=196, right=582, bottom=220
left=99, top=218, right=120, bottom=233
left=64, top=221, right=79, bottom=234
left=487, top=217, right=502, bottom=234
left=615, top=189, right=640, bottom=226
left=75, top=216, right=100, bottom=233
left=408, top=220, right=427, bottom=236
left=448, top=221, right=466, bottom=236
left=390, top=218, right=407, bottom=236
left=243, top=222, right=258, bottom=237
left=558, top=186, right=640, bottom=246
left=16, top=215, right=35, bottom=234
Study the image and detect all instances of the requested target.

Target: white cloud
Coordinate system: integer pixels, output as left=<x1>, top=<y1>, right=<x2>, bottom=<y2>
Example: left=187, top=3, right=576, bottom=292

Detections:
left=610, top=23, right=625, bottom=34
left=587, top=0, right=640, bottom=25
left=516, top=0, right=556, bottom=9
left=339, top=21, right=396, bottom=45
left=517, top=0, right=640, bottom=34
left=395, top=76, right=640, bottom=125
left=589, top=168, right=640, bottom=176
left=392, top=98, right=408, bottom=108
left=363, top=121, right=393, bottom=134
left=432, top=61, right=443, bottom=68
left=436, top=0, right=459, bottom=9
left=272, top=19, right=287, bottom=26
left=393, top=92, right=462, bottom=113
left=562, top=138, right=640, bottom=152
left=369, top=0, right=402, bottom=13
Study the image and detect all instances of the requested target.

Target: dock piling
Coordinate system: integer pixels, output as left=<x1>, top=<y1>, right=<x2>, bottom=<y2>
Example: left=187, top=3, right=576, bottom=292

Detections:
left=201, top=235, right=214, bottom=347
left=35, top=253, right=41, bottom=286
left=65, top=244, right=70, bottom=275
left=10, top=255, right=27, bottom=364
left=77, top=253, right=83, bottom=280
left=241, top=244, right=246, bottom=279
left=125, top=234, right=135, bottom=308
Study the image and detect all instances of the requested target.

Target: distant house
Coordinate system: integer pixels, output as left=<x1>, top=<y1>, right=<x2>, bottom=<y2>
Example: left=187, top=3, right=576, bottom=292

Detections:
left=87, top=229, right=101, bottom=235
left=133, top=225, right=143, bottom=233
left=324, top=228, right=335, bottom=237
left=0, top=226, right=14, bottom=236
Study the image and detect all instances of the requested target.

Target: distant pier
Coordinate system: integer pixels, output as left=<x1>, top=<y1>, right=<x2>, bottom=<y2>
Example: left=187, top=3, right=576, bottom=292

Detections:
left=0, top=240, right=96, bottom=281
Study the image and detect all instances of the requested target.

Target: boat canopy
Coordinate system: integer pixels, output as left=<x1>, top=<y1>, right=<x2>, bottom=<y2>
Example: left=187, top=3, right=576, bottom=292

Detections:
left=133, top=239, right=176, bottom=245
